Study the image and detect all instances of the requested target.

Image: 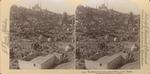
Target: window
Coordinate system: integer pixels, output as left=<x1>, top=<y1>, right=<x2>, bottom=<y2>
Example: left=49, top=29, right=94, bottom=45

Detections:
left=33, top=64, right=36, bottom=67
left=100, top=63, right=102, bottom=66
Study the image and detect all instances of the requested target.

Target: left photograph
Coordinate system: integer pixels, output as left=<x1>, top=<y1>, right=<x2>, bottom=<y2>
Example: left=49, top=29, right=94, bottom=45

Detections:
left=10, top=0, right=75, bottom=69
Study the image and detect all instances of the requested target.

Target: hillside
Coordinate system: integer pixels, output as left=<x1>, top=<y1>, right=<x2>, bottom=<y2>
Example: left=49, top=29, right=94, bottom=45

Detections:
left=10, top=5, right=74, bottom=41
left=10, top=5, right=74, bottom=69
left=75, top=5, right=140, bottom=69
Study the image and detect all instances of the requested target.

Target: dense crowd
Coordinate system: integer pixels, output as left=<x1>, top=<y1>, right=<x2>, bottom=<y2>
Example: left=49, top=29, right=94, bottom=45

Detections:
left=75, top=5, right=140, bottom=69
left=10, top=5, right=74, bottom=69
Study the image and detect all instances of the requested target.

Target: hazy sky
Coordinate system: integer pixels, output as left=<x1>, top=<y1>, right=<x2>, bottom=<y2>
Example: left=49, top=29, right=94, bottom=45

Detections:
left=15, top=0, right=140, bottom=15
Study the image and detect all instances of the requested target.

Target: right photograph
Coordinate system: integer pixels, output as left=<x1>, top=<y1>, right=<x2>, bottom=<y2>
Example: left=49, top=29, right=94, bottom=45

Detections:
left=75, top=0, right=140, bottom=70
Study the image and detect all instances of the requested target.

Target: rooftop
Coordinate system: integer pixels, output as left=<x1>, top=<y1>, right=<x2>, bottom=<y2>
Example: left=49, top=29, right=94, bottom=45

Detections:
left=96, top=53, right=121, bottom=64
left=96, top=56, right=110, bottom=63
left=96, top=52, right=128, bottom=64
left=85, top=60, right=100, bottom=69
left=55, top=60, right=75, bottom=69
left=30, top=54, right=55, bottom=64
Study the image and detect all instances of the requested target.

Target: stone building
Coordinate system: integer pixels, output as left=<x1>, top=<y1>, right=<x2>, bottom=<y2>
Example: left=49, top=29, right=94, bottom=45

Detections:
left=85, top=52, right=128, bottom=69
left=18, top=53, right=62, bottom=69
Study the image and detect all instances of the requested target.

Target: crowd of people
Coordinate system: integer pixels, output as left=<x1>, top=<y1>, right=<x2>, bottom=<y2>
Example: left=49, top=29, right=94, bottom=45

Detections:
left=10, top=5, right=74, bottom=69
left=75, top=5, right=140, bottom=69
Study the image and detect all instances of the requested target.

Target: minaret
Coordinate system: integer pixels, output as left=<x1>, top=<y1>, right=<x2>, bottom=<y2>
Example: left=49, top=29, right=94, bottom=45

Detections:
left=104, top=0, right=106, bottom=6
left=38, top=0, right=41, bottom=9
left=103, top=0, right=109, bottom=7
left=106, top=0, right=109, bottom=8
left=104, top=0, right=109, bottom=7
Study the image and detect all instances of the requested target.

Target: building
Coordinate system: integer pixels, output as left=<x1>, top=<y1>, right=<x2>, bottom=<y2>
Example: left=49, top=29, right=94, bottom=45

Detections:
left=85, top=52, right=128, bottom=69
left=18, top=53, right=62, bottom=69
left=53, top=53, right=63, bottom=64
left=55, top=60, right=75, bottom=69
left=32, top=4, right=41, bottom=11
left=85, top=60, right=100, bottom=69
left=98, top=4, right=108, bottom=11
left=57, top=42, right=74, bottom=52
left=122, top=42, right=138, bottom=52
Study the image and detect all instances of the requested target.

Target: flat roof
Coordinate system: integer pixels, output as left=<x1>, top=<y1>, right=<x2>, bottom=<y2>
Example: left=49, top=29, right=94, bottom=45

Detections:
left=96, top=56, right=110, bottom=63
left=85, top=60, right=100, bottom=69
left=30, top=54, right=55, bottom=64
left=96, top=52, right=124, bottom=64
left=55, top=60, right=75, bottom=69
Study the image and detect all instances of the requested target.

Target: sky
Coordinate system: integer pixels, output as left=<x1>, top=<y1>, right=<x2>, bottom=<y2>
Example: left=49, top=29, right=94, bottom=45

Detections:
left=15, top=0, right=140, bottom=15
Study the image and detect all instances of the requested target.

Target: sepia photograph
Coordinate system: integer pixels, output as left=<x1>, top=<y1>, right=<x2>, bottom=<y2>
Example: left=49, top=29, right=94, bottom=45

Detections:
left=10, top=0, right=75, bottom=69
left=75, top=0, right=140, bottom=69
left=9, top=0, right=140, bottom=70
